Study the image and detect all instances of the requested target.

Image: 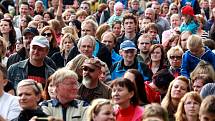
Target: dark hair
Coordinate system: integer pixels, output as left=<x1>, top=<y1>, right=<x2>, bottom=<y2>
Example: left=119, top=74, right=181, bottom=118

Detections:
left=112, top=20, right=121, bottom=29
left=43, top=11, right=54, bottom=20
left=0, top=63, right=6, bottom=79
left=126, top=69, right=149, bottom=104
left=148, top=44, right=165, bottom=70
left=152, top=69, right=174, bottom=89
left=145, top=23, right=159, bottom=33
left=19, top=1, right=29, bottom=8
left=111, top=78, right=139, bottom=106
left=123, top=13, right=137, bottom=25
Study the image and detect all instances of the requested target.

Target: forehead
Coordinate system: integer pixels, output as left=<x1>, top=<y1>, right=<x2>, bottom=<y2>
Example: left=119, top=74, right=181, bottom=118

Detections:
left=82, top=23, right=93, bottom=29
left=17, top=85, right=35, bottom=94
left=20, top=4, right=29, bottom=8
left=81, top=39, right=93, bottom=45
left=139, top=37, right=151, bottom=42
left=103, top=33, right=114, bottom=40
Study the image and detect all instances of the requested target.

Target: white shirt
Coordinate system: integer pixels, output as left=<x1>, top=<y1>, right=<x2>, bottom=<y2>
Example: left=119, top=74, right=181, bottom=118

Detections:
left=0, top=92, right=21, bottom=120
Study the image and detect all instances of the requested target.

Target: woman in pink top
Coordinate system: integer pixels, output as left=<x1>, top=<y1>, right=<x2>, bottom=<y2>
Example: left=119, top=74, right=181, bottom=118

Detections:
left=111, top=78, right=144, bottom=121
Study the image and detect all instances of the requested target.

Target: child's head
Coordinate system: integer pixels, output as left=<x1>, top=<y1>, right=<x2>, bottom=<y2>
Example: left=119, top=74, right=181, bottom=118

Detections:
left=199, top=95, right=215, bottom=121
left=187, top=35, right=204, bottom=57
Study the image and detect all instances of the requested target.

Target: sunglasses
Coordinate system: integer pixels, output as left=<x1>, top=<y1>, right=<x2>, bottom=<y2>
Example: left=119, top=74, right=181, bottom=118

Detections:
left=41, top=33, right=52, bottom=37
left=171, top=8, right=177, bottom=10
left=82, top=66, right=95, bottom=72
left=170, top=55, right=182, bottom=60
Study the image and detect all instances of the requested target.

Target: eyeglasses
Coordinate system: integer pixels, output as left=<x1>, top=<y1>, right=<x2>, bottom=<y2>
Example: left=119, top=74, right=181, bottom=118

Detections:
left=41, top=33, right=52, bottom=37
left=82, top=66, right=95, bottom=72
left=124, top=49, right=136, bottom=53
left=170, top=55, right=182, bottom=60
left=171, top=8, right=177, bottom=10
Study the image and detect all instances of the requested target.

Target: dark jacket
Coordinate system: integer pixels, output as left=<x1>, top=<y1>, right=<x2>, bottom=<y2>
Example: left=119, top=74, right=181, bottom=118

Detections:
left=12, top=108, right=47, bottom=121
left=7, top=47, right=57, bottom=70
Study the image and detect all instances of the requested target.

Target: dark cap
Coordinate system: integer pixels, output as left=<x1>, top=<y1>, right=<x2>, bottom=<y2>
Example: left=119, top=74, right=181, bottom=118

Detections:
left=22, top=27, right=39, bottom=36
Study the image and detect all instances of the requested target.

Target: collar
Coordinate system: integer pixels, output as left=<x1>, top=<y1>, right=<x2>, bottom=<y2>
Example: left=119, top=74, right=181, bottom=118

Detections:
left=51, top=99, right=78, bottom=108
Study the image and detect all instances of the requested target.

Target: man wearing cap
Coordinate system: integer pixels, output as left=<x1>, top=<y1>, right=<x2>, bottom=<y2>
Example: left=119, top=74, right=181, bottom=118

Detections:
left=78, top=58, right=112, bottom=103
left=7, top=36, right=55, bottom=89
left=111, top=40, right=153, bottom=81
left=6, top=27, right=56, bottom=69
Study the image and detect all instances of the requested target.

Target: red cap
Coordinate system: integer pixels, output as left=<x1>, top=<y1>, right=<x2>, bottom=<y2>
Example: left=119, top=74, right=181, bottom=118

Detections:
left=181, top=5, right=194, bottom=16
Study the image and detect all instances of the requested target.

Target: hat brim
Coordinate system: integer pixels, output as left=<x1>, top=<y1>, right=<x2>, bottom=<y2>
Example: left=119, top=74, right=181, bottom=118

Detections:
left=82, top=63, right=98, bottom=69
left=121, top=47, right=137, bottom=50
left=30, top=43, right=48, bottom=48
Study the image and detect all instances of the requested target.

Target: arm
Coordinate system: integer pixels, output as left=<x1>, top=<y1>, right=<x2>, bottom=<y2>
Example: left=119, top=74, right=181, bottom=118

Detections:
left=180, top=53, right=190, bottom=78
left=55, top=0, right=66, bottom=28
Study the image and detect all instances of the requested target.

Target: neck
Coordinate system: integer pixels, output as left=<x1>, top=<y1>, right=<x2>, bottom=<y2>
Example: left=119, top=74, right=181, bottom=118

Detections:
left=29, top=59, right=44, bottom=67
left=119, top=101, right=131, bottom=109
left=187, top=115, right=198, bottom=121
left=151, top=61, right=160, bottom=67
left=0, top=89, right=3, bottom=97
left=2, top=34, right=9, bottom=41
left=125, top=32, right=136, bottom=40
left=172, top=98, right=179, bottom=108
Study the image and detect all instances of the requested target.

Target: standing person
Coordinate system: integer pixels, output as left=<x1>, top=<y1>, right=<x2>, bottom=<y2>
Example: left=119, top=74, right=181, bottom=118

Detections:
left=181, top=35, right=215, bottom=79
left=13, top=79, right=47, bottom=121
left=111, top=40, right=153, bottom=81
left=111, top=78, right=144, bottom=121
left=87, top=98, right=116, bottom=121
left=175, top=92, right=202, bottom=121
left=0, top=64, right=21, bottom=121
left=79, top=58, right=112, bottom=103
left=199, top=95, right=215, bottom=121
left=7, top=36, right=55, bottom=89
left=41, top=68, right=88, bottom=121
left=161, top=76, right=190, bottom=121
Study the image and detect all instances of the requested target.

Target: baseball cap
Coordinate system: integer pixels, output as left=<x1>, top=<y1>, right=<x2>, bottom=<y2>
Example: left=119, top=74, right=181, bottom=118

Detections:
left=181, top=5, right=194, bottom=17
left=120, top=40, right=137, bottom=50
left=30, top=36, right=50, bottom=48
left=82, top=58, right=102, bottom=69
left=22, top=27, right=39, bottom=36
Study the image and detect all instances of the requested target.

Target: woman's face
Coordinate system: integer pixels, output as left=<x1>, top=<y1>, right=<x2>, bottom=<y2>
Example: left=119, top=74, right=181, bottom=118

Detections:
left=182, top=14, right=191, bottom=23
left=112, top=85, right=133, bottom=107
left=93, top=104, right=116, bottom=121
left=193, top=79, right=204, bottom=93
left=162, top=4, right=169, bottom=14
left=99, top=66, right=106, bottom=82
left=115, top=6, right=123, bottom=16
left=42, top=30, right=53, bottom=42
left=63, top=38, right=74, bottom=52
left=171, top=79, right=188, bottom=100
left=170, top=5, right=178, bottom=14
left=43, top=14, right=51, bottom=21
left=184, top=97, right=200, bottom=117
left=0, top=20, right=11, bottom=34
left=20, top=17, right=28, bottom=27
left=168, top=51, right=182, bottom=68
left=112, top=24, right=121, bottom=37
left=151, top=47, right=162, bottom=62
left=109, top=1, right=115, bottom=11
left=48, top=81, right=56, bottom=99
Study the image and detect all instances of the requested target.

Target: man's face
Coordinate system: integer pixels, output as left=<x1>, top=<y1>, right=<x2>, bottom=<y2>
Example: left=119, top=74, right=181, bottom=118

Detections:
left=148, top=28, right=157, bottom=40
left=138, top=37, right=152, bottom=53
left=145, top=9, right=155, bottom=21
left=123, top=19, right=136, bottom=33
left=23, top=33, right=34, bottom=50
left=120, top=49, right=137, bottom=63
left=29, top=45, right=48, bottom=62
left=17, top=85, right=40, bottom=110
left=180, top=33, right=190, bottom=50
left=79, top=39, right=94, bottom=57
left=56, top=77, right=78, bottom=104
left=131, top=1, right=139, bottom=10
left=101, top=33, right=115, bottom=51
left=151, top=4, right=160, bottom=15
left=20, top=4, right=29, bottom=16
left=201, top=1, right=209, bottom=9
left=81, top=23, right=94, bottom=36
left=82, top=65, right=101, bottom=85
left=141, top=18, right=151, bottom=29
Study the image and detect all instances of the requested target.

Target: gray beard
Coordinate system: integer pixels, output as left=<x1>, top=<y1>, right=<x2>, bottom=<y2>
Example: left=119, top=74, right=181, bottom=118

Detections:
left=82, top=77, right=92, bottom=86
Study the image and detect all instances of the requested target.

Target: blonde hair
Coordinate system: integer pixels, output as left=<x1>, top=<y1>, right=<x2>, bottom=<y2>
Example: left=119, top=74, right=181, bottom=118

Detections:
left=187, top=35, right=203, bottom=50
left=161, top=76, right=190, bottom=109
left=167, top=46, right=184, bottom=60
left=175, top=92, right=201, bottom=121
left=62, top=26, right=79, bottom=41
left=59, top=33, right=76, bottom=52
left=87, top=98, right=113, bottom=121
left=66, top=54, right=88, bottom=72
left=95, top=23, right=111, bottom=41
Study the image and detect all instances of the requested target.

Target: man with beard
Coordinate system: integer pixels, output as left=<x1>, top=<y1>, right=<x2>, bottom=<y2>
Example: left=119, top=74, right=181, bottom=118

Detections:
left=137, top=34, right=152, bottom=63
left=78, top=58, right=111, bottom=103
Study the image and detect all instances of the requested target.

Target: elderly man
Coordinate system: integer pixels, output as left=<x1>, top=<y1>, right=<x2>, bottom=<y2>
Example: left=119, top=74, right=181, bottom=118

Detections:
left=7, top=36, right=55, bottom=89
left=41, top=68, right=88, bottom=121
left=0, top=64, right=20, bottom=121
left=78, top=58, right=112, bottom=103
left=13, top=79, right=47, bottom=121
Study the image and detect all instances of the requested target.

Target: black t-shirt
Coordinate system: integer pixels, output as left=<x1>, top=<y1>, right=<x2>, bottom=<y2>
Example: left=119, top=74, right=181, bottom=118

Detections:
left=27, top=61, right=46, bottom=85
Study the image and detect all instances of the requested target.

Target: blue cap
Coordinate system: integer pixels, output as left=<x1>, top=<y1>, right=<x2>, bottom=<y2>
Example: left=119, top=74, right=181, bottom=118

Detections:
left=120, top=40, right=136, bottom=50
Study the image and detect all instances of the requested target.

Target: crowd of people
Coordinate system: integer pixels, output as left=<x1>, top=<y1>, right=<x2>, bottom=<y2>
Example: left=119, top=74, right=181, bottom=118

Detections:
left=0, top=0, right=215, bottom=120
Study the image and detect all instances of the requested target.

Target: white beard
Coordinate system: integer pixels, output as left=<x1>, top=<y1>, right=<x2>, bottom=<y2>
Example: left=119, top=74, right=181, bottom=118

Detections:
left=82, top=77, right=92, bottom=86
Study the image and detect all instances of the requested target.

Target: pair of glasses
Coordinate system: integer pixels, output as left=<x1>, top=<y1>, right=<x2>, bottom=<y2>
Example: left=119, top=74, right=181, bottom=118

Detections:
left=41, top=33, right=52, bottom=37
left=82, top=66, right=95, bottom=72
left=171, top=8, right=177, bottom=10
left=170, top=56, right=182, bottom=60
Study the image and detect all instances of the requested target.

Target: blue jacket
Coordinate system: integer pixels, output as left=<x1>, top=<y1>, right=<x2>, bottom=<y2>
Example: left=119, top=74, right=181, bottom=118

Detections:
left=7, top=59, right=55, bottom=89
left=111, top=59, right=153, bottom=81
left=112, top=50, right=122, bottom=64
left=180, top=20, right=199, bottom=34
left=181, top=47, right=215, bottom=78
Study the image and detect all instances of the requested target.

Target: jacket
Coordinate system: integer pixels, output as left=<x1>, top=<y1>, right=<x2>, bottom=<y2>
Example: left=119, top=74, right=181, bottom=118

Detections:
left=111, top=59, right=153, bottom=81
left=181, top=46, right=215, bottom=78
left=179, top=20, right=199, bottom=34
left=7, top=47, right=57, bottom=69
left=41, top=99, right=88, bottom=121
left=7, top=59, right=55, bottom=89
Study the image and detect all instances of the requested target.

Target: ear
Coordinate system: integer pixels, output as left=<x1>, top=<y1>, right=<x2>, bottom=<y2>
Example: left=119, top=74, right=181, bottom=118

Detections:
left=129, top=91, right=134, bottom=99
left=36, top=94, right=41, bottom=102
left=119, top=50, right=123, bottom=56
